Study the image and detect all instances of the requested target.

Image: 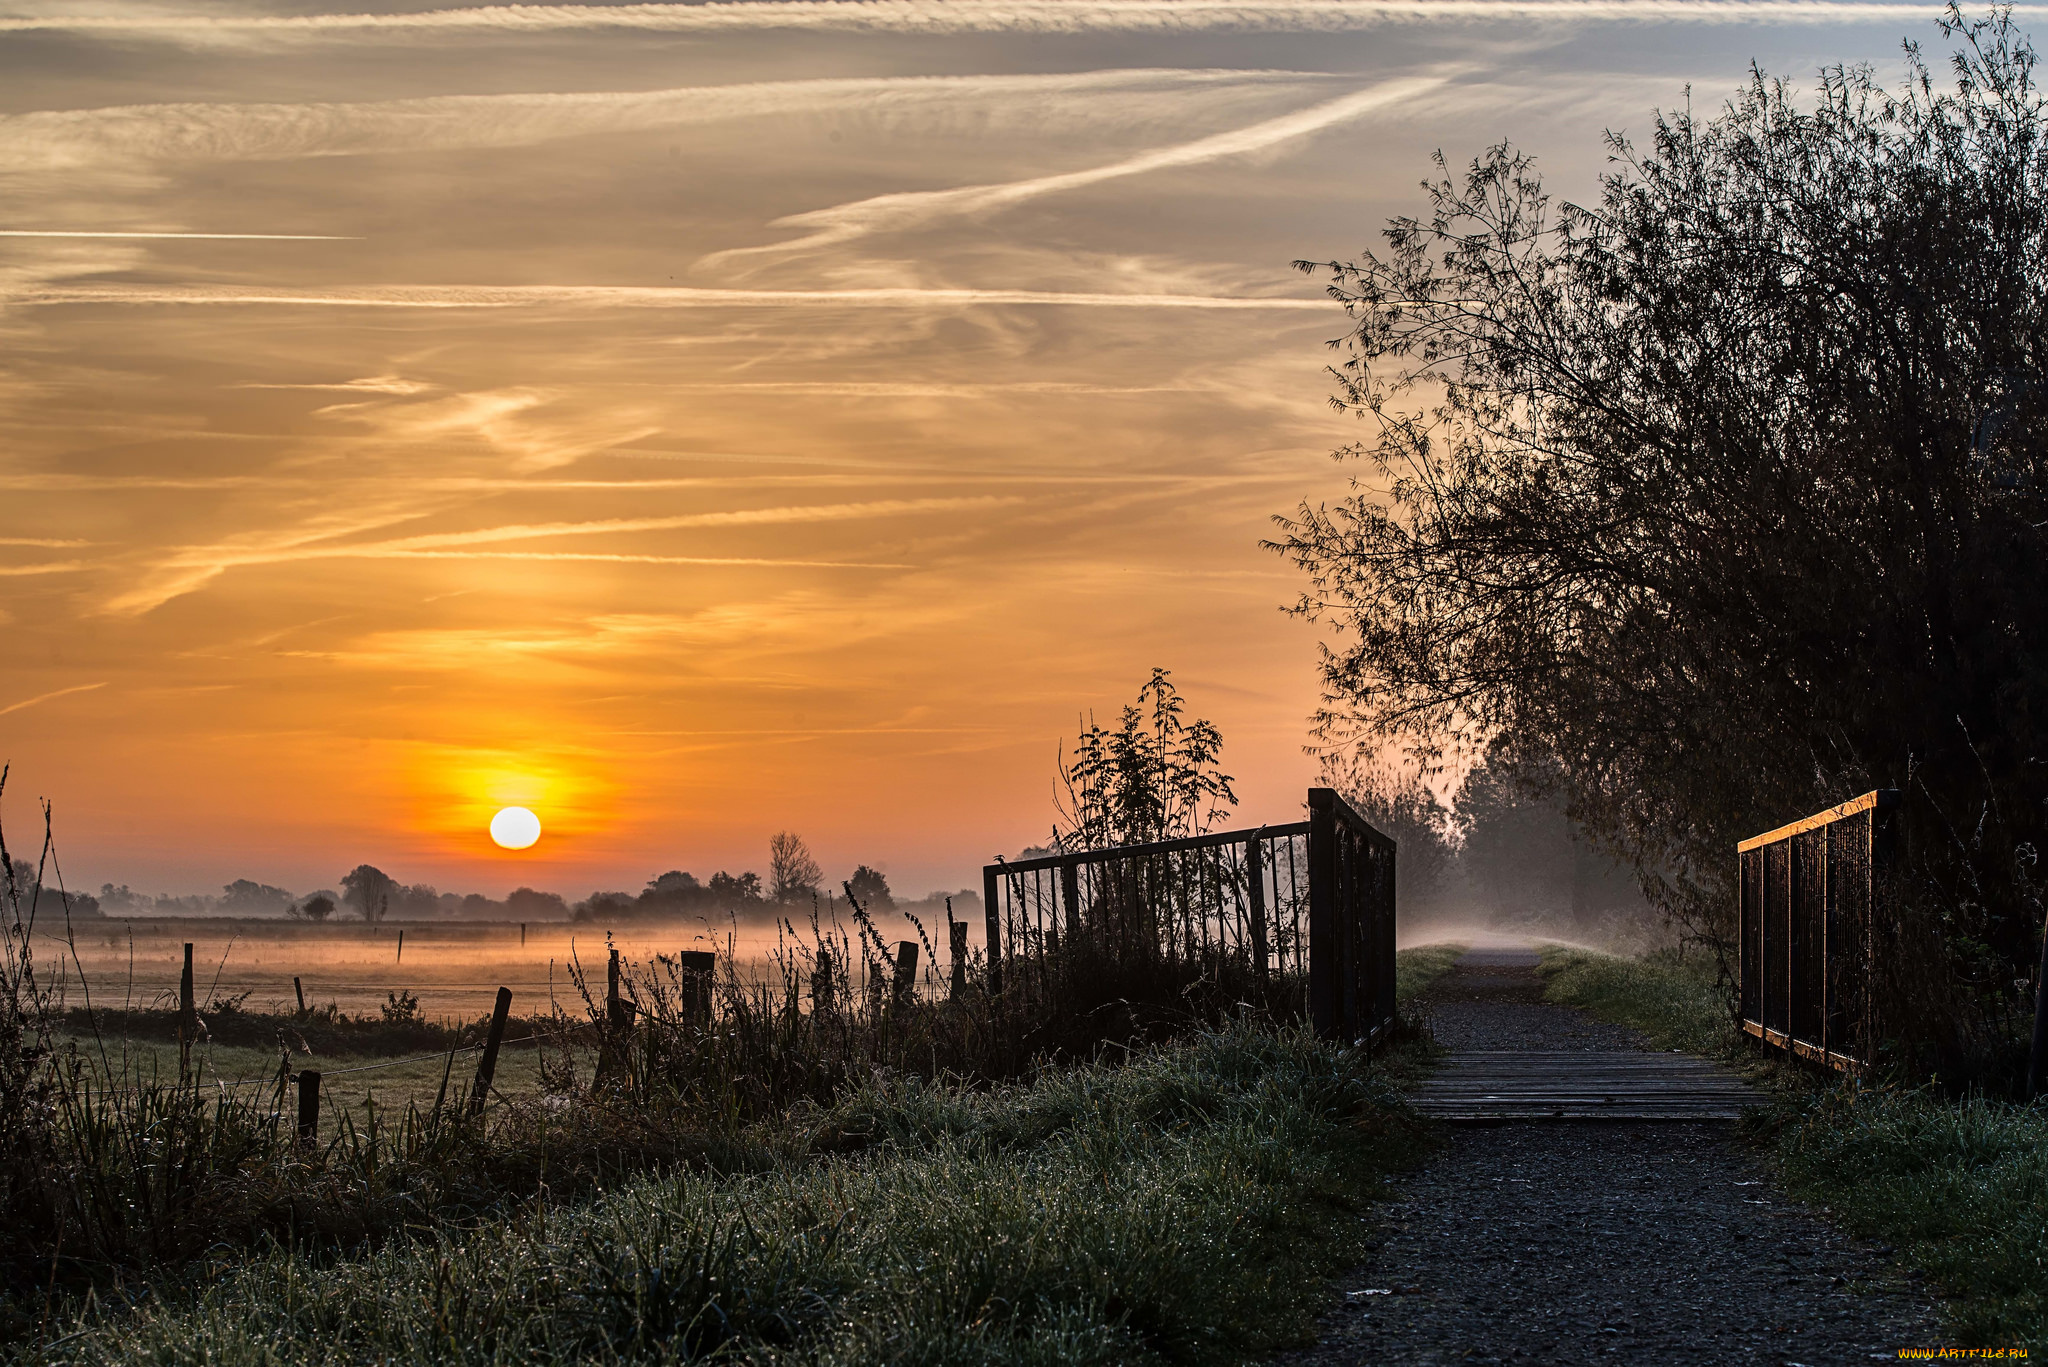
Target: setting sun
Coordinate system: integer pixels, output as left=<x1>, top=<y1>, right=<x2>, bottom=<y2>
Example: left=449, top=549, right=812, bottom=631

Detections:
left=489, top=807, right=542, bottom=850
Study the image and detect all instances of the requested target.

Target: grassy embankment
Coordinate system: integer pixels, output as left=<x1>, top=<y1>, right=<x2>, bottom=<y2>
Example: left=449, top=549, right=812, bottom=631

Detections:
left=12, top=947, right=1461, bottom=1364
left=25, top=1025, right=1429, bottom=1366
left=1538, top=945, right=2048, bottom=1355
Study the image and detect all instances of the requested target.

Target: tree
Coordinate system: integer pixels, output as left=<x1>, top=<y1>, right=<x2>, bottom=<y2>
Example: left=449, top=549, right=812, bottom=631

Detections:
left=1054, top=668, right=1238, bottom=850
left=507, top=887, right=567, bottom=920
left=708, top=870, right=765, bottom=908
left=768, top=832, right=823, bottom=904
left=339, top=864, right=396, bottom=923
left=297, top=893, right=336, bottom=923
left=220, top=879, right=292, bottom=916
left=846, top=864, right=894, bottom=911
left=1318, top=751, right=1456, bottom=918
left=1271, top=9, right=2048, bottom=1004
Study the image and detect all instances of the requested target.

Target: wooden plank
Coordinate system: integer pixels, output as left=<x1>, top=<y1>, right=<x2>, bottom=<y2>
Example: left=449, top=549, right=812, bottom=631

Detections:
left=1412, top=1048, right=1757, bottom=1122
left=1737, top=789, right=1897, bottom=853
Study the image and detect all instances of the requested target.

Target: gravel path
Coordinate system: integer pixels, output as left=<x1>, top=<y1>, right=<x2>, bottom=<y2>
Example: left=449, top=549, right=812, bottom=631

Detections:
left=1276, top=948, right=1942, bottom=1366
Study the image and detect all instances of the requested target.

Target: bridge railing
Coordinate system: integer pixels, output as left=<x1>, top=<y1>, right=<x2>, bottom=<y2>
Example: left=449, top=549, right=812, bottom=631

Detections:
left=1737, top=789, right=1898, bottom=1071
left=980, top=787, right=1396, bottom=1045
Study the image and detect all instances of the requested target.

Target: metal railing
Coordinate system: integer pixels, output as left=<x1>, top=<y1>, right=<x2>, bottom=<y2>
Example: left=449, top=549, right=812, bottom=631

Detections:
left=1737, top=789, right=1897, bottom=1071
left=980, top=787, right=1397, bottom=1045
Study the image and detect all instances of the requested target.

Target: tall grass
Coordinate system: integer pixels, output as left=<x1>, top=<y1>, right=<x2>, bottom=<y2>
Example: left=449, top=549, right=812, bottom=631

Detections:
left=22, top=1025, right=1429, bottom=1366
left=1536, top=944, right=1740, bottom=1056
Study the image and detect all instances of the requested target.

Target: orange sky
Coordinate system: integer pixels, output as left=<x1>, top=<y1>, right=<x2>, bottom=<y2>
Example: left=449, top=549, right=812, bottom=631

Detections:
left=0, top=0, right=1933, bottom=901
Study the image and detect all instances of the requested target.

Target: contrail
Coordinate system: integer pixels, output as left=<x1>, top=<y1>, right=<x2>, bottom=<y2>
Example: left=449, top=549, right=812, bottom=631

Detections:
left=721, top=75, right=1444, bottom=260
left=0, top=230, right=357, bottom=239
left=0, top=682, right=106, bottom=718
left=0, top=0, right=2017, bottom=39
left=15, top=283, right=1336, bottom=311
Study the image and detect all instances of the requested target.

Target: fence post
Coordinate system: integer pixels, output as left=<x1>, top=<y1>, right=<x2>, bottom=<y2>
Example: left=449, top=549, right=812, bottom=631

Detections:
left=297, top=1069, right=321, bottom=1148
left=471, top=986, right=512, bottom=1115
left=982, top=864, right=1003, bottom=996
left=1306, top=789, right=1342, bottom=1042
left=813, top=948, right=835, bottom=1016
left=293, top=975, right=307, bottom=1018
left=608, top=947, right=629, bottom=1032
left=178, top=942, right=196, bottom=1072
left=949, top=919, right=969, bottom=999
left=520, top=922, right=527, bottom=947
left=677, top=949, right=715, bottom=1028
left=2028, top=901, right=2048, bottom=1100
left=396, top=928, right=404, bottom=963
left=1245, top=831, right=1268, bottom=978
left=891, top=941, right=918, bottom=1012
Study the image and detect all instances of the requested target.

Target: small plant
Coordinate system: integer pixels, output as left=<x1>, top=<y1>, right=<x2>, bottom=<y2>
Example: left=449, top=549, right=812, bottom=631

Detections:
left=380, top=988, right=422, bottom=1024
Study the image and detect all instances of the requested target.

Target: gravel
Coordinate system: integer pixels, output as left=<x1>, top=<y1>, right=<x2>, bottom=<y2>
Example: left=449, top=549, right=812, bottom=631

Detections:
left=1274, top=949, right=1943, bottom=1366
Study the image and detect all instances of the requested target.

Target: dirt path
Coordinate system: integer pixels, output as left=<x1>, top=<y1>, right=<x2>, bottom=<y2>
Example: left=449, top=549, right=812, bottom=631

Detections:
left=1277, top=947, right=1941, bottom=1366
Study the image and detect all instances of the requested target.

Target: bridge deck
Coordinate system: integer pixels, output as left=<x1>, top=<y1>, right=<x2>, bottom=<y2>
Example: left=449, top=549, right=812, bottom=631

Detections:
left=1410, top=1049, right=1756, bottom=1122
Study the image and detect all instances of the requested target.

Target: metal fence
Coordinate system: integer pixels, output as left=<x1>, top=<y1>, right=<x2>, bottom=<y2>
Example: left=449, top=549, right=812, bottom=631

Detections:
left=1737, top=789, right=1897, bottom=1071
left=980, top=787, right=1397, bottom=1045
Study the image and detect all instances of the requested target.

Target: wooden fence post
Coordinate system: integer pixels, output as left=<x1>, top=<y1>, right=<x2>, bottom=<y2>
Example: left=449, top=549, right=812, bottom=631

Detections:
left=178, top=942, right=196, bottom=1072
left=471, top=987, right=511, bottom=1116
left=293, top=976, right=307, bottom=1017
left=891, top=941, right=918, bottom=1012
left=297, top=1069, right=321, bottom=1147
left=813, top=948, right=835, bottom=1016
left=396, top=928, right=404, bottom=963
left=677, top=949, right=715, bottom=1028
left=982, top=864, right=1003, bottom=996
left=949, top=920, right=969, bottom=999
left=520, top=922, right=527, bottom=947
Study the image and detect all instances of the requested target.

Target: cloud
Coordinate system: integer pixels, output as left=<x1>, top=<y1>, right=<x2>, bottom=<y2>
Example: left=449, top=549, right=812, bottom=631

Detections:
left=101, top=496, right=1018, bottom=615
left=0, top=69, right=1307, bottom=176
left=0, top=230, right=355, bottom=239
left=16, top=283, right=1332, bottom=310
left=711, top=75, right=1448, bottom=263
left=0, top=0, right=2013, bottom=43
left=0, top=682, right=106, bottom=717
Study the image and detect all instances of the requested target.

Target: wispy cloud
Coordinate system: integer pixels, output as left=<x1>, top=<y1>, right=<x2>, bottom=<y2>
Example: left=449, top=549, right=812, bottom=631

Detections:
left=17, top=283, right=1331, bottom=310
left=0, top=230, right=355, bottom=239
left=0, top=0, right=2012, bottom=42
left=0, top=682, right=105, bottom=717
left=0, top=69, right=1301, bottom=175
left=713, top=76, right=1447, bottom=262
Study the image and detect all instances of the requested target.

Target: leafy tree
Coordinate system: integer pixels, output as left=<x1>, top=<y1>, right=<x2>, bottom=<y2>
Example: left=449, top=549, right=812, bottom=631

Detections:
left=339, top=864, right=396, bottom=923
left=708, top=870, right=765, bottom=907
left=220, top=879, right=292, bottom=916
left=1054, top=668, right=1237, bottom=850
left=1271, top=9, right=2048, bottom=1017
left=846, top=865, right=894, bottom=911
left=296, top=893, right=335, bottom=923
left=1318, top=752, right=1456, bottom=917
left=507, top=887, right=567, bottom=920
left=768, top=832, right=823, bottom=904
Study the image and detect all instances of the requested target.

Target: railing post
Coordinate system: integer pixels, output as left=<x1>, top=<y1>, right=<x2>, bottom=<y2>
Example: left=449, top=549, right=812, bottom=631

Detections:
left=471, top=986, right=511, bottom=1115
left=982, top=864, right=1003, bottom=995
left=1060, top=859, right=1082, bottom=943
left=2027, top=899, right=2048, bottom=1100
left=1306, top=789, right=1342, bottom=1041
left=1245, top=830, right=1268, bottom=978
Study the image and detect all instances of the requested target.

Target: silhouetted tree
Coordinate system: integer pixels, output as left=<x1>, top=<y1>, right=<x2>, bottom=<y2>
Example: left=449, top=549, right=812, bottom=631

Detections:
left=339, top=865, right=395, bottom=923
left=296, top=894, right=336, bottom=923
left=507, top=887, right=567, bottom=920
left=846, top=865, right=894, bottom=911
left=769, top=832, right=823, bottom=904
left=220, top=879, right=292, bottom=916
left=1272, top=11, right=2048, bottom=1000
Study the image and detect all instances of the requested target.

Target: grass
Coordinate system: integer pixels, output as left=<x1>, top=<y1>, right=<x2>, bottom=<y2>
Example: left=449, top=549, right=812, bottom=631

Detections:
left=23, top=1024, right=1431, bottom=1366
left=1394, top=942, right=1465, bottom=1004
left=1536, top=942, right=2048, bottom=1355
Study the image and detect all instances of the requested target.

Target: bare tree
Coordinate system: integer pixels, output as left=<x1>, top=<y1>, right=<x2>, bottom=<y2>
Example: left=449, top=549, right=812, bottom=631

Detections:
left=769, top=831, right=823, bottom=905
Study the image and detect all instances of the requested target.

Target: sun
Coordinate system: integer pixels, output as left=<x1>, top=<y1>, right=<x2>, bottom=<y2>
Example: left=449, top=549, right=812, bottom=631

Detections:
left=489, top=806, right=542, bottom=850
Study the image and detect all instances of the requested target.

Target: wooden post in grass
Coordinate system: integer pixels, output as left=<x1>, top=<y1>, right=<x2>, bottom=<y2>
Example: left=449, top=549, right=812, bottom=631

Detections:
left=520, top=922, right=526, bottom=947
left=178, top=942, right=196, bottom=1073
left=891, top=940, right=918, bottom=1013
left=949, top=920, right=969, bottom=1000
left=293, top=976, right=307, bottom=1017
left=471, top=987, right=512, bottom=1116
left=396, top=929, right=404, bottom=963
left=813, top=948, right=835, bottom=1016
left=297, top=1070, right=321, bottom=1147
left=677, top=950, right=714, bottom=1028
